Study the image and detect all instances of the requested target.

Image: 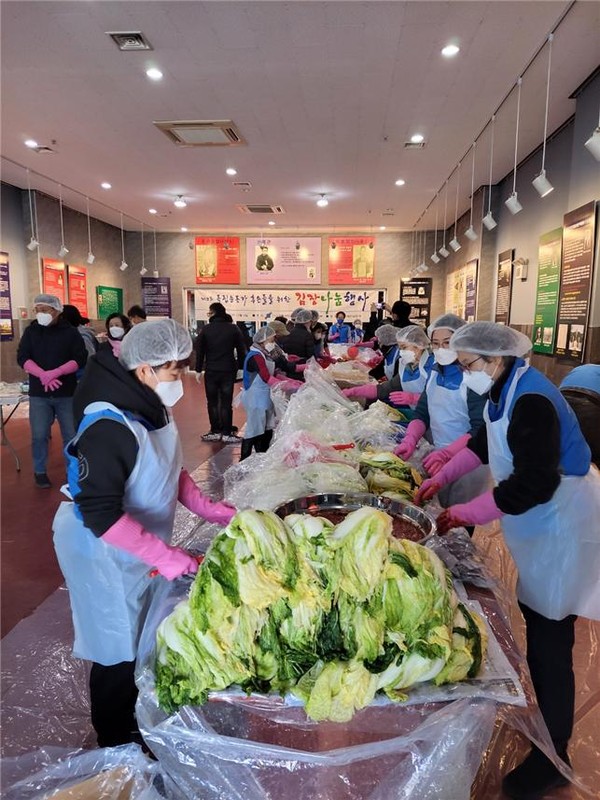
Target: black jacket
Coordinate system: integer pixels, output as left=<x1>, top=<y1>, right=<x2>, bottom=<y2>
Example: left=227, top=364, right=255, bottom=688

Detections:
left=195, top=316, right=246, bottom=373
left=280, top=324, right=315, bottom=360
left=17, top=318, right=88, bottom=397
left=72, top=347, right=170, bottom=536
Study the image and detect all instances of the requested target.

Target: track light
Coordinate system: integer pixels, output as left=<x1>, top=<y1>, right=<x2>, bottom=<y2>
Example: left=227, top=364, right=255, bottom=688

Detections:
left=439, top=180, right=450, bottom=257
left=27, top=237, right=39, bottom=251
left=463, top=142, right=478, bottom=242
left=505, top=192, right=523, bottom=215
left=482, top=211, right=497, bottom=231
left=506, top=78, right=524, bottom=215
left=119, top=260, right=128, bottom=271
left=153, top=270, right=159, bottom=278
left=449, top=236, right=461, bottom=252
left=430, top=252, right=440, bottom=264
left=532, top=169, right=554, bottom=198
left=58, top=244, right=69, bottom=258
left=174, top=196, right=187, bottom=208
left=57, top=184, right=69, bottom=259
left=464, top=225, right=478, bottom=241
left=139, top=266, right=147, bottom=276
left=584, top=122, right=600, bottom=161
left=438, top=244, right=450, bottom=258
left=86, top=252, right=95, bottom=265
left=317, top=194, right=329, bottom=207
left=85, top=197, right=95, bottom=264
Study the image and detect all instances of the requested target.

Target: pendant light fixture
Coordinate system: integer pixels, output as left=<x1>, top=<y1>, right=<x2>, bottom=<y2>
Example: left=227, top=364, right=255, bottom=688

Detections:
left=417, top=226, right=428, bottom=273
left=482, top=115, right=497, bottom=230
left=464, top=143, right=478, bottom=240
left=430, top=195, right=440, bottom=263
left=139, top=222, right=147, bottom=276
left=153, top=228, right=159, bottom=277
left=438, top=181, right=450, bottom=258
left=532, top=34, right=555, bottom=197
left=449, top=163, right=461, bottom=251
left=57, top=184, right=69, bottom=258
left=505, top=78, right=524, bottom=215
left=85, top=197, right=95, bottom=264
left=119, top=212, right=128, bottom=270
left=25, top=169, right=39, bottom=251
left=584, top=105, right=600, bottom=161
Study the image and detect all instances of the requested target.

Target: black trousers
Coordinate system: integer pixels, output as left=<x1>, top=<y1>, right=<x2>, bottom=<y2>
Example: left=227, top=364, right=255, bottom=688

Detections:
left=204, top=370, right=235, bottom=435
left=90, top=660, right=138, bottom=747
left=240, top=430, right=273, bottom=461
left=519, top=602, right=576, bottom=754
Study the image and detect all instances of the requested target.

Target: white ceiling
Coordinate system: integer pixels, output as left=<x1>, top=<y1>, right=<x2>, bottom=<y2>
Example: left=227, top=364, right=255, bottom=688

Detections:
left=1, top=1, right=599, bottom=233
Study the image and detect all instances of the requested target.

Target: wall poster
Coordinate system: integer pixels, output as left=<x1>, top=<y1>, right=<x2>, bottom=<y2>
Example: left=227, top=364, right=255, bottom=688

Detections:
left=96, top=285, right=123, bottom=319
left=495, top=249, right=514, bottom=325
left=445, top=259, right=478, bottom=322
left=532, top=230, right=562, bottom=354
left=0, top=251, right=14, bottom=340
left=400, top=278, right=432, bottom=328
left=555, top=201, right=597, bottom=360
left=328, top=237, right=375, bottom=285
left=42, top=258, right=66, bottom=306
left=67, top=265, right=88, bottom=317
left=142, top=276, right=172, bottom=317
left=195, top=237, right=240, bottom=285
left=246, top=238, right=321, bottom=285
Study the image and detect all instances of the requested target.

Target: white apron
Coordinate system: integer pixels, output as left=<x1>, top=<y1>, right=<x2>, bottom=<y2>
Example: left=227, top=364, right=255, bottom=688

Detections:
left=486, top=364, right=600, bottom=620
left=53, top=402, right=182, bottom=665
left=426, top=371, right=490, bottom=507
left=399, top=352, right=431, bottom=406
left=241, top=347, right=276, bottom=439
left=384, top=347, right=400, bottom=381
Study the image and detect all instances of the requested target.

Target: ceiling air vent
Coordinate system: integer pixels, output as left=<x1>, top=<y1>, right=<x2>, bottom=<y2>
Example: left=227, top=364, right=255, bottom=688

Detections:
left=154, top=120, right=245, bottom=147
left=33, top=145, right=55, bottom=154
left=233, top=181, right=252, bottom=189
left=106, top=31, right=153, bottom=51
left=236, top=204, right=285, bottom=215
left=404, top=141, right=426, bottom=150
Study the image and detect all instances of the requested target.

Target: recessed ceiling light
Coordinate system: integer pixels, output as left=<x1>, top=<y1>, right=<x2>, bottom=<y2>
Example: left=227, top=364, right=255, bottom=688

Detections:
left=226, top=167, right=237, bottom=176
left=181, top=226, right=188, bottom=232
left=316, top=194, right=329, bottom=207
left=379, top=226, right=386, bottom=231
left=146, top=67, right=163, bottom=81
left=410, top=133, right=424, bottom=144
left=441, top=44, right=460, bottom=57
left=24, top=139, right=38, bottom=149
left=149, top=208, right=157, bottom=214
left=395, top=179, right=406, bottom=186
left=101, top=181, right=112, bottom=190
left=268, top=220, right=275, bottom=226
left=174, top=195, right=187, bottom=208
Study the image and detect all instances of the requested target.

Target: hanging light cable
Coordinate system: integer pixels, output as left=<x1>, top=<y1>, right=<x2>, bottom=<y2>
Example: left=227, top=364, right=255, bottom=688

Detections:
left=483, top=115, right=497, bottom=230
left=119, top=212, right=128, bottom=270
left=532, top=34, right=555, bottom=197
left=449, top=163, right=462, bottom=251
left=439, top=181, right=450, bottom=257
left=139, top=222, right=147, bottom=275
left=505, top=77, right=524, bottom=214
left=464, top=143, right=478, bottom=240
left=431, top=195, right=440, bottom=263
left=86, top=197, right=95, bottom=264
left=25, top=169, right=39, bottom=250
left=57, top=184, right=69, bottom=258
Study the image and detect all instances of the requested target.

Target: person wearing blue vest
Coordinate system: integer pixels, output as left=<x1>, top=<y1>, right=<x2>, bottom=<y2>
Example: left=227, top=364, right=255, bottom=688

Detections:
left=560, top=363, right=600, bottom=466
left=415, top=322, right=600, bottom=800
left=328, top=311, right=351, bottom=344
left=375, top=323, right=402, bottom=381
left=394, top=313, right=489, bottom=511
left=52, top=320, right=236, bottom=748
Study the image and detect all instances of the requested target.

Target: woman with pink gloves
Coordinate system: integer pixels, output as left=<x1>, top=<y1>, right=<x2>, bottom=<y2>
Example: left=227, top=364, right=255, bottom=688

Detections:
left=53, top=320, right=236, bottom=748
left=415, top=321, right=600, bottom=800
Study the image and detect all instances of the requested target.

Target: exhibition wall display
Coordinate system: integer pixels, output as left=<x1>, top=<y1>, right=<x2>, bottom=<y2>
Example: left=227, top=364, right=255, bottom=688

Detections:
left=195, top=237, right=240, bottom=285
left=495, top=250, right=514, bottom=326
left=67, top=265, right=88, bottom=318
left=96, top=285, right=123, bottom=319
left=246, top=238, right=321, bottom=285
left=0, top=251, right=14, bottom=340
left=42, top=259, right=67, bottom=306
left=532, top=231, right=562, bottom=354
left=328, top=237, right=375, bottom=285
left=141, top=276, right=172, bottom=318
left=400, top=278, right=432, bottom=328
left=445, top=259, right=478, bottom=322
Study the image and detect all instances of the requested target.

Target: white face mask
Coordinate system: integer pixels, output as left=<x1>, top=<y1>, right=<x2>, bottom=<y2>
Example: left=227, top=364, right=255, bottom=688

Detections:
left=151, top=370, right=184, bottom=407
left=462, top=365, right=497, bottom=396
left=109, top=326, right=125, bottom=339
left=399, top=349, right=416, bottom=365
left=264, top=342, right=276, bottom=352
left=36, top=312, right=53, bottom=327
left=434, top=347, right=457, bottom=366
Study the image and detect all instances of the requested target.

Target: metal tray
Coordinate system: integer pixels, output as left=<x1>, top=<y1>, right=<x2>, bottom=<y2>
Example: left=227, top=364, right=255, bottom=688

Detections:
left=274, top=492, right=436, bottom=541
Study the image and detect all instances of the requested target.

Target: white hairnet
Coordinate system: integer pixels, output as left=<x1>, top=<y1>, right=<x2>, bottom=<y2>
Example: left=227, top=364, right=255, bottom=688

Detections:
left=311, top=310, right=319, bottom=320
left=427, top=313, right=466, bottom=337
left=34, top=293, right=63, bottom=312
left=450, top=322, right=532, bottom=357
left=375, top=324, right=399, bottom=347
left=396, top=325, right=430, bottom=349
left=253, top=325, right=276, bottom=344
left=119, top=319, right=192, bottom=369
left=290, top=307, right=303, bottom=321
left=294, top=309, right=313, bottom=324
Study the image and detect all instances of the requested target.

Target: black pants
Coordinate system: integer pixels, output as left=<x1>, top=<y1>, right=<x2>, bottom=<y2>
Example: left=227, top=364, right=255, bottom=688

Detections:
left=519, top=602, right=576, bottom=754
left=90, top=660, right=138, bottom=747
left=240, top=429, right=273, bottom=461
left=204, top=371, right=235, bottom=435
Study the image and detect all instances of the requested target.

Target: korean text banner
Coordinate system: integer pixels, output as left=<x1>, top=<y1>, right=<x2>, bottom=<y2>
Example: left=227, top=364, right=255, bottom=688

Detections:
left=67, top=265, right=88, bottom=317
left=329, top=237, right=375, bottom=285
left=246, top=238, right=321, bottom=285
left=195, top=237, right=240, bottom=285
left=42, top=259, right=66, bottom=306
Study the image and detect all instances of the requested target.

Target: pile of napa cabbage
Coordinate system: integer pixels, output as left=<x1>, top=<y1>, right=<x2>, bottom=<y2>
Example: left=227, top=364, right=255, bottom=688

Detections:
left=155, top=507, right=487, bottom=722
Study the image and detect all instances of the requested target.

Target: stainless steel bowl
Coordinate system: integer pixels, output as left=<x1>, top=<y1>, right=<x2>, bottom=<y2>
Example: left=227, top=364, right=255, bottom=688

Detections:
left=274, top=492, right=436, bottom=541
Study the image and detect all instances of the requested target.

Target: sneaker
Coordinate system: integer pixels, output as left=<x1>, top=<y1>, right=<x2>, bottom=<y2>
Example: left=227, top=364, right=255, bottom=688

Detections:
left=34, top=472, right=52, bottom=488
left=201, top=432, right=222, bottom=442
left=221, top=433, right=242, bottom=444
left=502, top=748, right=570, bottom=800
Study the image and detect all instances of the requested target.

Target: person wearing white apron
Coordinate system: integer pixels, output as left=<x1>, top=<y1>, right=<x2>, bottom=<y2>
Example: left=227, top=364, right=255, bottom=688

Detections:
left=240, top=325, right=302, bottom=460
left=415, top=322, right=600, bottom=800
left=394, top=314, right=490, bottom=515
left=52, top=320, right=235, bottom=748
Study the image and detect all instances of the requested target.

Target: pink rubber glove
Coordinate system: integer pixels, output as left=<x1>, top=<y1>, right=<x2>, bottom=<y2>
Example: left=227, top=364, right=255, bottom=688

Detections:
left=343, top=384, right=378, bottom=400
left=394, top=419, right=427, bottom=459
left=102, top=513, right=199, bottom=581
left=268, top=376, right=302, bottom=392
left=328, top=332, right=340, bottom=341
left=423, top=434, right=471, bottom=477
left=45, top=360, right=79, bottom=382
left=44, top=378, right=63, bottom=393
left=389, top=391, right=420, bottom=407
left=414, top=447, right=483, bottom=505
left=23, top=359, right=47, bottom=380
left=286, top=354, right=302, bottom=363
left=295, top=363, right=308, bottom=373
left=436, top=491, right=504, bottom=534
left=178, top=470, right=236, bottom=525
left=357, top=339, right=376, bottom=349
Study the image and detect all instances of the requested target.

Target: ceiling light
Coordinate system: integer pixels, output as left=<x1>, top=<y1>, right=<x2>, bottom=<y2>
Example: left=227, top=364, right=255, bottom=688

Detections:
left=174, top=196, right=187, bottom=209
left=139, top=266, right=148, bottom=276
left=24, top=139, right=38, bottom=149
left=410, top=133, right=424, bottom=144
left=584, top=126, right=600, bottom=161
left=532, top=169, right=554, bottom=198
left=450, top=161, right=462, bottom=252
left=484, top=114, right=496, bottom=230
left=439, top=180, right=450, bottom=257
left=379, top=226, right=386, bottom=231
left=153, top=270, right=159, bottom=278
left=505, top=191, right=523, bottom=215
left=268, top=220, right=275, bottom=226
left=441, top=44, right=460, bottom=57
left=57, top=184, right=69, bottom=259
left=430, top=252, right=440, bottom=264
left=149, top=208, right=157, bottom=214
left=181, top=226, right=188, bottom=232
left=26, top=237, right=39, bottom=251
left=449, top=236, right=461, bottom=252
left=505, top=77, right=524, bottom=215
left=101, top=182, right=112, bottom=190
left=316, top=194, right=329, bottom=207
left=464, top=141, right=478, bottom=241
left=58, top=244, right=69, bottom=258
left=464, top=225, right=478, bottom=241
left=119, top=260, right=128, bottom=271
left=226, top=167, right=237, bottom=176
left=395, top=179, right=406, bottom=186
left=439, top=245, right=450, bottom=258
left=146, top=67, right=163, bottom=81
left=482, top=211, right=497, bottom=230
left=86, top=252, right=95, bottom=265
left=85, top=197, right=95, bottom=265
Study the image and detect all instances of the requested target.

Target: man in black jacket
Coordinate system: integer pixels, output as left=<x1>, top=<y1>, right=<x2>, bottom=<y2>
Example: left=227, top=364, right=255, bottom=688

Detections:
left=280, top=308, right=315, bottom=360
left=17, top=294, right=88, bottom=487
left=195, top=303, right=246, bottom=443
